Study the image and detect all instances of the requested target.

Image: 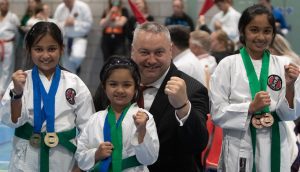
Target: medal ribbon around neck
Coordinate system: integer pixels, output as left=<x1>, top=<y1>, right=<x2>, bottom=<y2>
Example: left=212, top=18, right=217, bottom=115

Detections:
left=240, top=47, right=280, bottom=172
left=32, top=65, right=61, bottom=135
left=100, top=104, right=131, bottom=172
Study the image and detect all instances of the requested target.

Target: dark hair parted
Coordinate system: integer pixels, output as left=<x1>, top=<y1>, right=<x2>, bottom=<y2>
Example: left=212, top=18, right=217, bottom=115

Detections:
left=24, top=21, right=63, bottom=69
left=168, top=25, right=190, bottom=50
left=100, top=55, right=141, bottom=101
left=238, top=4, right=276, bottom=45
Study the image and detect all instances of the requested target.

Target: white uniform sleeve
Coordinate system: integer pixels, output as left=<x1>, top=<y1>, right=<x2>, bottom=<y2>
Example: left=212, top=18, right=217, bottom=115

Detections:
left=131, top=110, right=159, bottom=165
left=0, top=82, right=29, bottom=128
left=74, top=78, right=95, bottom=134
left=73, top=3, right=93, bottom=36
left=209, top=59, right=251, bottom=131
left=277, top=76, right=300, bottom=120
left=75, top=114, right=98, bottom=171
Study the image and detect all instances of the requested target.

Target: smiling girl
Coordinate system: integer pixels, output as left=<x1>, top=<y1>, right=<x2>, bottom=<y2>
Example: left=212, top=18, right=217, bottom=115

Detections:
left=75, top=56, right=159, bottom=172
left=0, top=21, right=95, bottom=172
left=210, top=4, right=300, bottom=172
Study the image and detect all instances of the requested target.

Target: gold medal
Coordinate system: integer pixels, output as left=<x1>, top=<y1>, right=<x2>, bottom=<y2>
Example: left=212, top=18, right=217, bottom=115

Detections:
left=260, top=113, right=274, bottom=127
left=251, top=115, right=264, bottom=129
left=44, top=132, right=59, bottom=148
left=30, top=133, right=41, bottom=148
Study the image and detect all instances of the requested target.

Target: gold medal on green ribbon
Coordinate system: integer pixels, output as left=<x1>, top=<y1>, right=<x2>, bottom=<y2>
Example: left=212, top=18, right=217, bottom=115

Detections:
left=44, top=132, right=59, bottom=147
left=30, top=133, right=41, bottom=148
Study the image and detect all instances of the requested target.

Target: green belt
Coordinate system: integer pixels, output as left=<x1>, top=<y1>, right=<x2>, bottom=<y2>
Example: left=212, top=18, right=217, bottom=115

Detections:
left=14, top=122, right=77, bottom=172
left=91, top=155, right=142, bottom=171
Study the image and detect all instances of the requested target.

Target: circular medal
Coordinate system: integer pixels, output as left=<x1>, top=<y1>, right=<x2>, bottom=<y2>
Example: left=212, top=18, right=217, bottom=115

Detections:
left=30, top=133, right=41, bottom=148
left=44, top=132, right=59, bottom=148
left=260, top=113, right=274, bottom=127
left=251, top=115, right=264, bottom=129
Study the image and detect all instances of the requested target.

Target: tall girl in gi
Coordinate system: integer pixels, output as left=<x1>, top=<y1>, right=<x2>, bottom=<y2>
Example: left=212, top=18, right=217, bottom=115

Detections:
left=75, top=56, right=159, bottom=172
left=0, top=21, right=95, bottom=172
left=210, top=4, right=300, bottom=172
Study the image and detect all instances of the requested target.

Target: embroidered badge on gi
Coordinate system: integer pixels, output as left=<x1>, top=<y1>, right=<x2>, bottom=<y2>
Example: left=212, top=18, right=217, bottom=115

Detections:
left=65, top=88, right=76, bottom=105
left=267, top=75, right=282, bottom=91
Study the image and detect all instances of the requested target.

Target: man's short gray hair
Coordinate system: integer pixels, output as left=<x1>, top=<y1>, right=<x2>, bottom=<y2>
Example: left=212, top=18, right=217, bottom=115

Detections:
left=132, top=22, right=171, bottom=45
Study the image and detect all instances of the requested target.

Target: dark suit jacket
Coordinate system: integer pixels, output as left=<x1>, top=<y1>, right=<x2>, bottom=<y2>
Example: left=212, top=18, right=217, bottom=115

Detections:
left=93, top=63, right=209, bottom=172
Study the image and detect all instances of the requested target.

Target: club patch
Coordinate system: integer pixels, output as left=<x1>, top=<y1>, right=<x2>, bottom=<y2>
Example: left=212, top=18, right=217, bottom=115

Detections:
left=267, top=75, right=282, bottom=91
left=65, top=88, right=76, bottom=105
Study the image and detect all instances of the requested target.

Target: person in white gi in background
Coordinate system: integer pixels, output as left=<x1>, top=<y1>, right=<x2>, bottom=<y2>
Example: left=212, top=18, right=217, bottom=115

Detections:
left=0, top=22, right=95, bottom=172
left=0, top=0, right=20, bottom=100
left=208, top=0, right=240, bottom=44
left=26, top=3, right=56, bottom=29
left=53, top=0, right=92, bottom=74
left=167, top=25, right=205, bottom=85
left=189, top=30, right=217, bottom=88
left=210, top=4, right=300, bottom=172
left=75, top=56, right=159, bottom=171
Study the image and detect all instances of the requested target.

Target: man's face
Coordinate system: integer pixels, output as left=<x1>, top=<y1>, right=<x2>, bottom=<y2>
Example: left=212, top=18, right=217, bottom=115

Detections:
left=172, top=0, right=183, bottom=16
left=131, top=31, right=172, bottom=85
left=0, top=0, right=9, bottom=14
left=63, top=0, right=74, bottom=8
left=215, top=2, right=228, bottom=12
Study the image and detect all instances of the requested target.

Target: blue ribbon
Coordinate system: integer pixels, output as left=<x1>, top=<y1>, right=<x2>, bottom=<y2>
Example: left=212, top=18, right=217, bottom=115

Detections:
left=32, top=65, right=61, bottom=133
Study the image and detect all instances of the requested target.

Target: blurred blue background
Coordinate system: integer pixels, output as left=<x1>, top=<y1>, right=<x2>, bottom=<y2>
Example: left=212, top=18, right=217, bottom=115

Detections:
left=0, top=123, right=14, bottom=171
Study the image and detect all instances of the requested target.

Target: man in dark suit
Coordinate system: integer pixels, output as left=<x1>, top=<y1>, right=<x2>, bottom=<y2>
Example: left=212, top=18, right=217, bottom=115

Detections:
left=94, top=22, right=209, bottom=172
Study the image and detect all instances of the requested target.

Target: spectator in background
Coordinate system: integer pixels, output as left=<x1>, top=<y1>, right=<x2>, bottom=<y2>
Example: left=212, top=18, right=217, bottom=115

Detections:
left=0, top=0, right=20, bottom=100
left=269, top=34, right=300, bottom=66
left=126, top=0, right=154, bottom=45
left=210, top=29, right=235, bottom=64
left=165, top=0, right=194, bottom=31
left=19, top=0, right=41, bottom=33
left=100, top=0, right=129, bottom=63
left=168, top=25, right=205, bottom=85
left=258, top=0, right=289, bottom=35
left=16, top=0, right=41, bottom=70
left=189, top=30, right=217, bottom=88
left=26, top=3, right=56, bottom=29
left=54, top=0, right=93, bottom=74
left=209, top=0, right=240, bottom=43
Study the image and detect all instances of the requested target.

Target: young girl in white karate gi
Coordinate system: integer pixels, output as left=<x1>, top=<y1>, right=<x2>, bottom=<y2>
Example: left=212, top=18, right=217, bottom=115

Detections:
left=210, top=4, right=300, bottom=172
left=0, top=21, right=95, bottom=172
left=75, top=56, right=159, bottom=172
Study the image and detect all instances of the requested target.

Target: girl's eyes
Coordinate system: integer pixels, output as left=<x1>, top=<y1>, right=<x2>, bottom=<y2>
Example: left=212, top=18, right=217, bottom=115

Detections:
left=108, top=82, right=134, bottom=87
left=33, top=46, right=58, bottom=52
left=34, top=47, right=43, bottom=52
left=49, top=47, right=57, bottom=52
left=248, top=27, right=273, bottom=35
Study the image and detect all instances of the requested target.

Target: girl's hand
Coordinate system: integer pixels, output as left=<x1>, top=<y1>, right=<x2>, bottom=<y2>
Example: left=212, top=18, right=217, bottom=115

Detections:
left=249, top=91, right=271, bottom=114
left=133, top=110, right=148, bottom=133
left=285, top=63, right=300, bottom=88
left=95, top=142, right=114, bottom=162
left=12, top=70, right=27, bottom=95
